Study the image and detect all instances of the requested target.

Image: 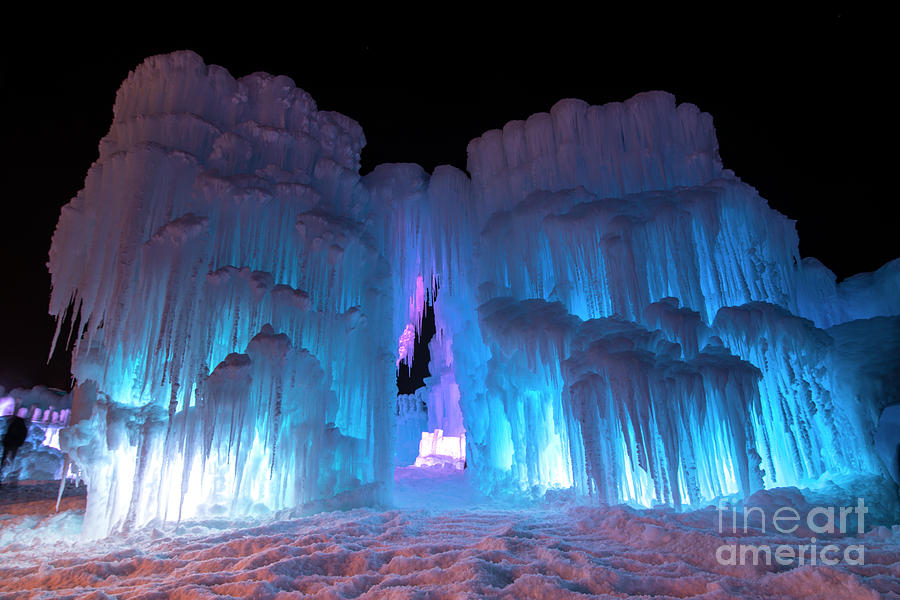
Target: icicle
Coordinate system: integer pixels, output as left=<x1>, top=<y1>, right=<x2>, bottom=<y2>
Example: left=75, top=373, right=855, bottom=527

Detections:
left=55, top=455, right=69, bottom=512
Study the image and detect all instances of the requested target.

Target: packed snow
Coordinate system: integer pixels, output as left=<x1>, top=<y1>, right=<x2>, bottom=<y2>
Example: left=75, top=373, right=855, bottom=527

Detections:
left=1, top=474, right=898, bottom=599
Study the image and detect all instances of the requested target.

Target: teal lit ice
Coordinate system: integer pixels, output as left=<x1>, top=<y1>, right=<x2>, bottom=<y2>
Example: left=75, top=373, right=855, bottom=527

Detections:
left=48, top=52, right=900, bottom=537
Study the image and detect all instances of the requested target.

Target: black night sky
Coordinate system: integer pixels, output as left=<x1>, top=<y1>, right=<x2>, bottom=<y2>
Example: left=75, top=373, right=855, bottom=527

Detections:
left=0, top=10, right=894, bottom=392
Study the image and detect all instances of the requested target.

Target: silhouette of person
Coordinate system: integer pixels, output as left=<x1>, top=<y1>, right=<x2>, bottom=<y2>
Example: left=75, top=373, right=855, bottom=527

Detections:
left=1, top=415, right=28, bottom=479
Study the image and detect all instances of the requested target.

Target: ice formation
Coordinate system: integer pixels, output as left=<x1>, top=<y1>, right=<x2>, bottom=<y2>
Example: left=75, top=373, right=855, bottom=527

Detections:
left=48, top=51, right=900, bottom=536
left=0, top=386, right=71, bottom=480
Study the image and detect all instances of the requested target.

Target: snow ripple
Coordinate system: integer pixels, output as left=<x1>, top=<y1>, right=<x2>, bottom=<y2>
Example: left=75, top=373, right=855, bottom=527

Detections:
left=1, top=504, right=897, bottom=599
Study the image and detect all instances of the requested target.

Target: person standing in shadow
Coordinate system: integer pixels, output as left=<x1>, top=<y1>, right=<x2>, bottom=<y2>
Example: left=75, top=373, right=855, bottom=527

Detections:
left=0, top=414, right=28, bottom=483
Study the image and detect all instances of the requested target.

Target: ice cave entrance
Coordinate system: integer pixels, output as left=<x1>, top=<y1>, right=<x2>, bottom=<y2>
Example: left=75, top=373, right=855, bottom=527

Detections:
left=393, top=376, right=471, bottom=509
left=395, top=284, right=467, bottom=475
left=394, top=356, right=468, bottom=474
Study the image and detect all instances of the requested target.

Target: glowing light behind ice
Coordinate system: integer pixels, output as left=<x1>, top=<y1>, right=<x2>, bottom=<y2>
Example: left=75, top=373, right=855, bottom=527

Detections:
left=414, top=430, right=466, bottom=469
left=42, top=427, right=61, bottom=450
left=397, top=324, right=416, bottom=367
left=48, top=51, right=900, bottom=536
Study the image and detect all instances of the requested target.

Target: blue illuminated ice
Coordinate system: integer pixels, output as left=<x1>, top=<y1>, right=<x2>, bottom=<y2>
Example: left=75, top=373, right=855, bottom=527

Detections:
left=47, top=51, right=900, bottom=536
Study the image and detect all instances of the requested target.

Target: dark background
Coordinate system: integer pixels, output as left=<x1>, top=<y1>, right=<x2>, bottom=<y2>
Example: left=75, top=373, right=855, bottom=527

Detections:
left=0, top=9, right=894, bottom=391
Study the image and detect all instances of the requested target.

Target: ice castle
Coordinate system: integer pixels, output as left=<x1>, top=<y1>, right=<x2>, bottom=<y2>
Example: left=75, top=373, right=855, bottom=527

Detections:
left=48, top=51, right=900, bottom=536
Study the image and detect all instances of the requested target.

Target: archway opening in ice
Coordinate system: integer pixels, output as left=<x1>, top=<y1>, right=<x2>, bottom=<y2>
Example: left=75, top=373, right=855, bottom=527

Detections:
left=412, top=405, right=466, bottom=470
left=394, top=280, right=467, bottom=474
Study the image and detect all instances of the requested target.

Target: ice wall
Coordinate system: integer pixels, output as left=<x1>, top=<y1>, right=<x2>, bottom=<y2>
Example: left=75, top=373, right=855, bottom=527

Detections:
left=466, top=94, right=722, bottom=216
left=51, top=52, right=393, bottom=535
left=407, top=93, right=898, bottom=505
left=394, top=391, right=428, bottom=467
left=50, top=52, right=899, bottom=535
left=797, top=257, right=900, bottom=328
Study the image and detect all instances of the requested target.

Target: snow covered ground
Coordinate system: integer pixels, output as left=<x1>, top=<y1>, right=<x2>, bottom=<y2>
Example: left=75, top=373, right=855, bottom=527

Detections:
left=0, top=471, right=898, bottom=599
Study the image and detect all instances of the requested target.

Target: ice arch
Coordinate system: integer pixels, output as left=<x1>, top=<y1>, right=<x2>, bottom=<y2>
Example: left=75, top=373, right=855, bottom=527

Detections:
left=49, top=51, right=900, bottom=536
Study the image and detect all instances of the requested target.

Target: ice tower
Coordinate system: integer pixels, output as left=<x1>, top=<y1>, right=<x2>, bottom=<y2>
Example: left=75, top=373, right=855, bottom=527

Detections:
left=49, top=52, right=900, bottom=536
left=50, top=53, right=394, bottom=534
